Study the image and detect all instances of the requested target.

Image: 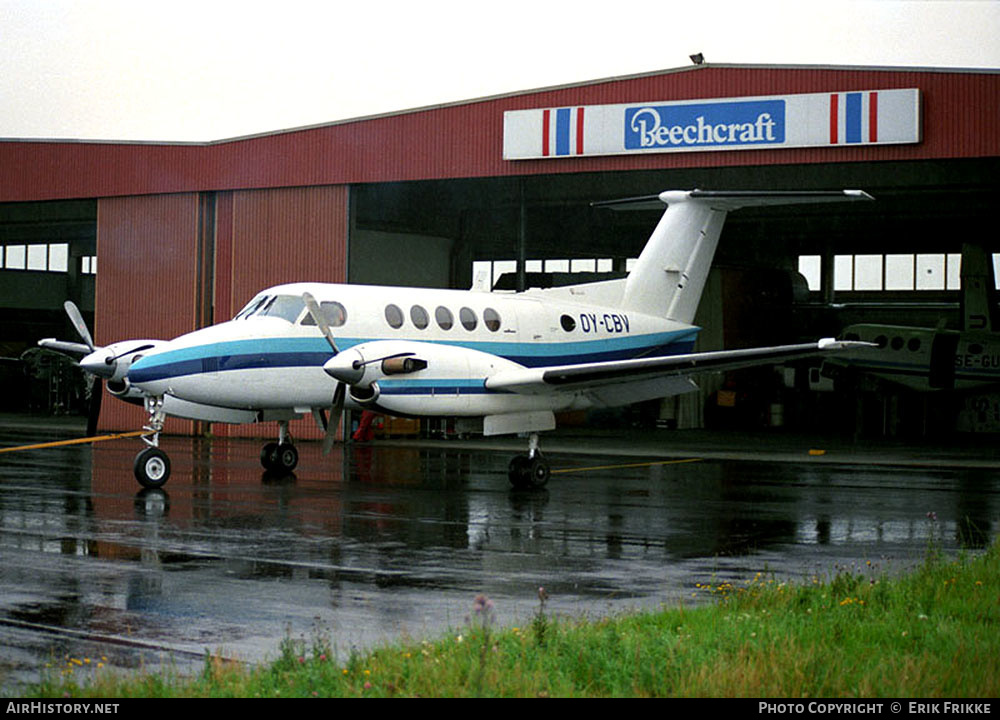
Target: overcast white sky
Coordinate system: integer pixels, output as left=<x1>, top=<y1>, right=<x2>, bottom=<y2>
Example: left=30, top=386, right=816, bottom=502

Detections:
left=2, top=0, right=998, bottom=142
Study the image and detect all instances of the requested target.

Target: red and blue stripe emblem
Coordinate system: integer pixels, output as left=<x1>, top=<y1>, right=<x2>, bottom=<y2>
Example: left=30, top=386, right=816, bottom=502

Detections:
left=541, top=107, right=585, bottom=156
left=829, top=91, right=879, bottom=144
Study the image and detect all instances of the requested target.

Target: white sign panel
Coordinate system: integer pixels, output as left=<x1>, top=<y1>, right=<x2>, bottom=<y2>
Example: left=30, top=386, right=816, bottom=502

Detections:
left=503, top=89, right=921, bottom=160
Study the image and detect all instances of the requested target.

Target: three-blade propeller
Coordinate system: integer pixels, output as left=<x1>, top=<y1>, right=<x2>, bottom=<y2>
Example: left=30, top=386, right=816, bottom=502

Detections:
left=38, top=301, right=154, bottom=435
left=302, top=292, right=422, bottom=454
left=302, top=292, right=347, bottom=454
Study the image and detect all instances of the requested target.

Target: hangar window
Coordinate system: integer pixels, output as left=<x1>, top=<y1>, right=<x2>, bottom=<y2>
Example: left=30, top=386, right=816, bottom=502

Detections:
left=2, top=243, right=71, bottom=272
left=460, top=307, right=477, bottom=331
left=3, top=245, right=26, bottom=269
left=797, top=255, right=821, bottom=290
left=484, top=308, right=501, bottom=332
left=301, top=300, right=347, bottom=327
left=2, top=244, right=89, bottom=274
left=800, top=253, right=967, bottom=292
left=435, top=306, right=453, bottom=330
left=385, top=304, right=404, bottom=329
left=26, top=245, right=47, bottom=271
left=410, top=304, right=429, bottom=330
left=472, top=257, right=620, bottom=291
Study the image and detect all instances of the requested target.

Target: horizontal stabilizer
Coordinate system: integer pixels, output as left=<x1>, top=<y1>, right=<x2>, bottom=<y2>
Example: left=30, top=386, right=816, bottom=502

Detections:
left=594, top=189, right=873, bottom=210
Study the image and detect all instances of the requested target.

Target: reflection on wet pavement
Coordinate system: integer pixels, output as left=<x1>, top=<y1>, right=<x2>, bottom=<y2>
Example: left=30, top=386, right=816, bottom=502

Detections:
left=1, top=432, right=996, bottom=690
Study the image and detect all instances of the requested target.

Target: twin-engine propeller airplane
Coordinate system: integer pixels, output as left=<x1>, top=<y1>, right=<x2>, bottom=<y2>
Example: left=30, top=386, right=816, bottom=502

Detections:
left=823, top=243, right=1000, bottom=393
left=41, top=189, right=873, bottom=490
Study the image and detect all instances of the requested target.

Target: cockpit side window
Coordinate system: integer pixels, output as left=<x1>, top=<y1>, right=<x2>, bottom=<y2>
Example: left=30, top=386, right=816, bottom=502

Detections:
left=258, top=295, right=306, bottom=323
left=301, top=301, right=347, bottom=327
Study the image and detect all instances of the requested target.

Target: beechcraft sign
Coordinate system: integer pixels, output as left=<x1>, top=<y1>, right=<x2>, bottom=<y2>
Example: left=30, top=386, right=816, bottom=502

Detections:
left=503, top=89, right=920, bottom=159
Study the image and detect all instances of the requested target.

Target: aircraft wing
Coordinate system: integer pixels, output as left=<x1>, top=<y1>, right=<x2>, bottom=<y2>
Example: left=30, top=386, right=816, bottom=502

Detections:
left=485, top=339, right=870, bottom=394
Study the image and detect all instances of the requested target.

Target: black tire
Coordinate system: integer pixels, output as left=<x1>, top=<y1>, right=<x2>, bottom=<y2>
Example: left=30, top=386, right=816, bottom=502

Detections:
left=134, top=447, right=171, bottom=489
left=275, top=442, right=298, bottom=471
left=508, top=454, right=548, bottom=489
left=260, top=442, right=280, bottom=470
left=528, top=455, right=550, bottom=488
left=508, top=455, right=530, bottom=489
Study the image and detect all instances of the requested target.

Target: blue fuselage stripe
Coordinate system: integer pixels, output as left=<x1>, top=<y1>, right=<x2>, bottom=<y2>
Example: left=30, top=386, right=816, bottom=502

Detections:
left=128, top=332, right=698, bottom=385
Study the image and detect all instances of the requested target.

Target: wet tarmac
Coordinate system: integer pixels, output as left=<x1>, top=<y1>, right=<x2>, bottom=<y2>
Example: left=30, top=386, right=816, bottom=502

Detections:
left=1, top=415, right=997, bottom=691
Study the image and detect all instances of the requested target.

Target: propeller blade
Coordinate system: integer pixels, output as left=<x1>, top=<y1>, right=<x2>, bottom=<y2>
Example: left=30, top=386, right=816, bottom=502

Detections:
left=38, top=339, right=92, bottom=356
left=86, top=377, right=102, bottom=436
left=64, top=301, right=95, bottom=352
left=302, top=292, right=339, bottom=354
left=322, top=383, right=346, bottom=456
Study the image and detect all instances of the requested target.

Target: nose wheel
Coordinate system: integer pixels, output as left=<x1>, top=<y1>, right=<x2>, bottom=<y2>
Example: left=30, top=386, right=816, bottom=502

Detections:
left=134, top=395, right=171, bottom=489
left=135, top=447, right=171, bottom=489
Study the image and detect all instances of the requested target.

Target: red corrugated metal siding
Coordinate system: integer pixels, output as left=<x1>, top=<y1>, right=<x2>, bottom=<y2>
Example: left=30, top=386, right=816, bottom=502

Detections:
left=214, top=192, right=235, bottom=321
left=2, top=67, right=997, bottom=202
left=217, top=185, right=348, bottom=440
left=226, top=185, right=347, bottom=305
left=95, top=194, right=200, bottom=433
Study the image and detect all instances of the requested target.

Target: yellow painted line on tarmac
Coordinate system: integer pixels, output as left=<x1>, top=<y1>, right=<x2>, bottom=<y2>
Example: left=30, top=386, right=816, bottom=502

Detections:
left=0, top=430, right=145, bottom=454
left=551, top=457, right=703, bottom=475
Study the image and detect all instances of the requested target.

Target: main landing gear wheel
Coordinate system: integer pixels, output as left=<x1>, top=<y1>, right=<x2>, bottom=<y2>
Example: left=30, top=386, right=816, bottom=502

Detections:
left=134, top=447, right=171, bottom=489
left=261, top=442, right=299, bottom=472
left=508, top=453, right=550, bottom=490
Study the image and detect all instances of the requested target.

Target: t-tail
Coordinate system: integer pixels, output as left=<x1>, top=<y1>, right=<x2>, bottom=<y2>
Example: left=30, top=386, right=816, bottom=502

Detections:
left=959, top=242, right=998, bottom=333
left=610, top=190, right=874, bottom=324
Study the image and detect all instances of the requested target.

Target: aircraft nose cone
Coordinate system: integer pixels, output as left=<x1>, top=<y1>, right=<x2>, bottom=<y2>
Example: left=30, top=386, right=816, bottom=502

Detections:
left=322, top=350, right=365, bottom=386
left=80, top=350, right=116, bottom=378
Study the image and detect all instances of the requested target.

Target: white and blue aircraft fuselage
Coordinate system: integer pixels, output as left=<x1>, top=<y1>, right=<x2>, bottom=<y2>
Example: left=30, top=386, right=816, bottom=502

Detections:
left=127, top=283, right=699, bottom=418
left=43, top=189, right=874, bottom=489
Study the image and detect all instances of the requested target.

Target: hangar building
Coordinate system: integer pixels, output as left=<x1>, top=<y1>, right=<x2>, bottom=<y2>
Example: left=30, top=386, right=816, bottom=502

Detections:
left=1, top=64, right=998, bottom=439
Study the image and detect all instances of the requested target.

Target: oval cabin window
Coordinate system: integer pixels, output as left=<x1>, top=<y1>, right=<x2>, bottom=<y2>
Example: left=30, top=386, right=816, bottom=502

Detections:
left=410, top=305, right=429, bottom=330
left=484, top=308, right=501, bottom=332
left=385, top=304, right=404, bottom=329
left=435, top=306, right=454, bottom=330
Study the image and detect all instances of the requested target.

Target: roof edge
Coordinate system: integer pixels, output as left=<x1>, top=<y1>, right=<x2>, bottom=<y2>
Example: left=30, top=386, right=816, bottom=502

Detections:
left=2, top=62, right=998, bottom=147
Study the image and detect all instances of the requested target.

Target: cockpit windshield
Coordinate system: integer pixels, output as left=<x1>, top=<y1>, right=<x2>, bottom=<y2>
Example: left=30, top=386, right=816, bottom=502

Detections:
left=258, top=295, right=306, bottom=323
left=234, top=294, right=269, bottom=320
left=233, top=294, right=306, bottom=323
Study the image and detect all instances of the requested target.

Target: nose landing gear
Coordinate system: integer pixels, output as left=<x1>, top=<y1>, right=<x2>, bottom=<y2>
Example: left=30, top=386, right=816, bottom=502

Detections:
left=134, top=396, right=171, bottom=489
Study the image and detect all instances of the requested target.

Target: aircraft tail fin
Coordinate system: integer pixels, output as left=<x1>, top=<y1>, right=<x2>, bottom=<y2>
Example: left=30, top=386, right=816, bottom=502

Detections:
left=959, top=243, right=998, bottom=333
left=608, top=190, right=872, bottom=323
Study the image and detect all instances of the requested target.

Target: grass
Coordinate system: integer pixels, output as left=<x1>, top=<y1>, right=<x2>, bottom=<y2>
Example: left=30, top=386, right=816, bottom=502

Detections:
left=18, top=539, right=1000, bottom=698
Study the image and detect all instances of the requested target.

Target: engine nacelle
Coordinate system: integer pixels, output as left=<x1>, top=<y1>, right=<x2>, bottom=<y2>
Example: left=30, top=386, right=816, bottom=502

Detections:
left=81, top=340, right=165, bottom=383
left=328, top=339, right=546, bottom=417
left=107, top=376, right=146, bottom=400
left=349, top=381, right=380, bottom=407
